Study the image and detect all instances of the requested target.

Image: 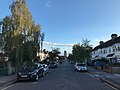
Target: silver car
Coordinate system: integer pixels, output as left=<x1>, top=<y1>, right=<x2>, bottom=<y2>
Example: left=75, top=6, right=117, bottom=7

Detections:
left=75, top=63, right=87, bottom=72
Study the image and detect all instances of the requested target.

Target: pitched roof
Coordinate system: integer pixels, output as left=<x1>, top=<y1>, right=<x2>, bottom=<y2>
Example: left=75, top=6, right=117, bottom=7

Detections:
left=92, top=36, right=120, bottom=51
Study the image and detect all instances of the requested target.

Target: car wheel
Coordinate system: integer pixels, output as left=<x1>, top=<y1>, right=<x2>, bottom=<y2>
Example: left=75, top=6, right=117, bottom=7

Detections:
left=42, top=72, right=45, bottom=77
left=17, top=78, right=20, bottom=82
left=35, top=74, right=39, bottom=81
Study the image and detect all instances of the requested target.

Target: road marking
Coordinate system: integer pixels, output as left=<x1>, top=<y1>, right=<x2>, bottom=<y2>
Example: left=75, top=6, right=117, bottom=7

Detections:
left=114, top=74, right=120, bottom=77
left=87, top=73, right=95, bottom=78
left=32, top=82, right=37, bottom=84
left=1, top=84, right=15, bottom=90
left=87, top=73, right=100, bottom=81
left=104, top=83, right=118, bottom=90
left=64, top=74, right=68, bottom=76
left=88, top=73, right=118, bottom=90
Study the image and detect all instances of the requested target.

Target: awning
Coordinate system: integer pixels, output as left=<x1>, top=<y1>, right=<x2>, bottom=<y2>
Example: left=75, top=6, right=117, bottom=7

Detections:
left=94, top=55, right=99, bottom=58
left=106, top=53, right=115, bottom=58
left=94, top=55, right=102, bottom=59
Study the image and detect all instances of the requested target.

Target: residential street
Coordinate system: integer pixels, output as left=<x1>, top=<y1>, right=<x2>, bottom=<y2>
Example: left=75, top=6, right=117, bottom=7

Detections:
left=1, top=1, right=120, bottom=90
left=3, top=61, right=113, bottom=90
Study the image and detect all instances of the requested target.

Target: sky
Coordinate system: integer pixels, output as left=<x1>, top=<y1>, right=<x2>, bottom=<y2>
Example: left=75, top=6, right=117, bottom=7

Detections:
left=1, top=0, right=120, bottom=54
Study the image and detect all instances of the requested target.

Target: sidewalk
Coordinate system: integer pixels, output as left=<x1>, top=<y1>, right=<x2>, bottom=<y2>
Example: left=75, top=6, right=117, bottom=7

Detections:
left=88, top=66, right=120, bottom=89
left=0, top=74, right=17, bottom=90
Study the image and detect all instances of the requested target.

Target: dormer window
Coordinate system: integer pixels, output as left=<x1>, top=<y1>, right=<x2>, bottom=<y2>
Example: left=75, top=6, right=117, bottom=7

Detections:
left=109, top=48, right=111, bottom=53
left=104, top=49, right=105, bottom=54
left=118, top=47, right=120, bottom=51
left=113, top=47, right=115, bottom=52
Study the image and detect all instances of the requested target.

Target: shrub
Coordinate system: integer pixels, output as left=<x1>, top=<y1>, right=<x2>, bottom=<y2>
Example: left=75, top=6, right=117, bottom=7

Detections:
left=112, top=63, right=120, bottom=67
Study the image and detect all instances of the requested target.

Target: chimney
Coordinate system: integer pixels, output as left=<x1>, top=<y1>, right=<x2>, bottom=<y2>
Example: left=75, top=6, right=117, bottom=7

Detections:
left=111, top=34, right=117, bottom=39
left=99, top=41, right=104, bottom=45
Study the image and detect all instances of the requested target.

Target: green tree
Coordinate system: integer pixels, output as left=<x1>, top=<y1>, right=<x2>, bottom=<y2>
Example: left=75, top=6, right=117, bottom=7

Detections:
left=48, top=48, right=61, bottom=62
left=81, top=39, right=93, bottom=61
left=67, top=54, right=74, bottom=61
left=72, top=39, right=92, bottom=63
left=72, top=44, right=85, bottom=62
left=2, top=0, right=41, bottom=72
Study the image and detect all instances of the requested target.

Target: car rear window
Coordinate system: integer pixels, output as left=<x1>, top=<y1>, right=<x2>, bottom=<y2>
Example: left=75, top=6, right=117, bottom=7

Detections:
left=77, top=64, right=85, bottom=66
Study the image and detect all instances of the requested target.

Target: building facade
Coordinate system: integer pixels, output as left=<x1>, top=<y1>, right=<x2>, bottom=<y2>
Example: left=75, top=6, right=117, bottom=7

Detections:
left=92, top=34, right=120, bottom=63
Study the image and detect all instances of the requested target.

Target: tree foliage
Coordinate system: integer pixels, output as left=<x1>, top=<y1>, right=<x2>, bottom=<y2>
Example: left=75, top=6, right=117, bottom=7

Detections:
left=67, top=54, right=74, bottom=61
left=2, top=0, right=41, bottom=72
left=48, top=48, right=61, bottom=62
left=72, top=39, right=92, bottom=63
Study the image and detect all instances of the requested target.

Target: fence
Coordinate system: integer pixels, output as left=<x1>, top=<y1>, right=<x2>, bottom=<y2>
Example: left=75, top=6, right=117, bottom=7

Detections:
left=0, top=68, right=8, bottom=76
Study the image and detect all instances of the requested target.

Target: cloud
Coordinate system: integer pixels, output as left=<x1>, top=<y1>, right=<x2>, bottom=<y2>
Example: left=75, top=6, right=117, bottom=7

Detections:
left=45, top=0, right=52, bottom=8
left=43, top=41, right=73, bottom=47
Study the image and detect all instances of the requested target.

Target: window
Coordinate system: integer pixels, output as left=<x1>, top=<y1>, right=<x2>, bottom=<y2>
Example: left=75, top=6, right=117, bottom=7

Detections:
left=103, top=49, right=105, bottom=54
left=118, top=47, right=120, bottom=51
left=105, top=49, right=107, bottom=54
left=113, top=47, right=115, bottom=52
left=109, top=48, right=111, bottom=53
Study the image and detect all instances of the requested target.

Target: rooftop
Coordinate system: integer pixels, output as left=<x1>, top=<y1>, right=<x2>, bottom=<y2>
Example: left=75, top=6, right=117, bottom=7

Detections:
left=92, top=35, right=120, bottom=51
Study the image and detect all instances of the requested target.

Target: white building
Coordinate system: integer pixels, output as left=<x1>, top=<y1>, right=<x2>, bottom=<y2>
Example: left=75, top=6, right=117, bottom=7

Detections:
left=92, top=34, right=120, bottom=63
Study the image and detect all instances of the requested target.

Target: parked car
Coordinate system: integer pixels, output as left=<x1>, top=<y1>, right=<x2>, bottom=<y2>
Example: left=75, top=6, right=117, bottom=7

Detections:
left=75, top=63, right=87, bottom=72
left=49, top=62, right=57, bottom=68
left=59, top=60, right=63, bottom=64
left=17, top=63, right=44, bottom=81
left=94, top=61, right=105, bottom=69
left=69, top=61, right=74, bottom=64
left=42, top=64, right=49, bottom=75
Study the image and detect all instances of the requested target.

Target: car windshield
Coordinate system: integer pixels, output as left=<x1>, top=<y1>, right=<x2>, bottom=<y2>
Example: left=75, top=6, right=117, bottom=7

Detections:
left=51, top=62, right=55, bottom=64
left=34, top=64, right=39, bottom=69
left=23, top=64, right=38, bottom=70
left=77, top=64, right=85, bottom=66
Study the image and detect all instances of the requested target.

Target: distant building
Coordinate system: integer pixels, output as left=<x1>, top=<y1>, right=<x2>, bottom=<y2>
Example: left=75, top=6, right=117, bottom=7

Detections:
left=91, top=34, right=120, bottom=63
left=64, top=51, right=67, bottom=57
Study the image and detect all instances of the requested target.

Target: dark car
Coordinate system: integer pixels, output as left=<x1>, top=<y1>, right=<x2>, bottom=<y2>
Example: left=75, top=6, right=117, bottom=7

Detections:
left=49, top=62, right=57, bottom=68
left=17, top=64, right=44, bottom=81
left=42, top=64, right=49, bottom=75
left=94, top=61, right=105, bottom=69
left=69, top=61, right=74, bottom=64
left=59, top=60, right=63, bottom=64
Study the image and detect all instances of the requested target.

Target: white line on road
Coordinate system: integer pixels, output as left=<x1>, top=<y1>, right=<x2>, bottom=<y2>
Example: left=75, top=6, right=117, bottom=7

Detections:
left=87, top=73, right=95, bottom=78
left=32, top=82, right=37, bottom=84
left=87, top=73, right=100, bottom=81
left=104, top=83, right=118, bottom=90
left=1, top=84, right=15, bottom=90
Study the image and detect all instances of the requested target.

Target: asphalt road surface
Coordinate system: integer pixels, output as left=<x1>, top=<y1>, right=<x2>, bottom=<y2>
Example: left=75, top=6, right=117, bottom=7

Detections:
left=3, top=60, right=113, bottom=90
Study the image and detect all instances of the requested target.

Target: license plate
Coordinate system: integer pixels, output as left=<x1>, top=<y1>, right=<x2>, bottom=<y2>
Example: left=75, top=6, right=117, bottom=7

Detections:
left=21, top=75, right=27, bottom=77
left=81, top=68, right=85, bottom=70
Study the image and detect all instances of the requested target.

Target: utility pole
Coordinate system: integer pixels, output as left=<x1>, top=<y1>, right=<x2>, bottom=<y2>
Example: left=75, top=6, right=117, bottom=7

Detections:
left=40, top=32, right=45, bottom=53
left=0, top=20, right=2, bottom=32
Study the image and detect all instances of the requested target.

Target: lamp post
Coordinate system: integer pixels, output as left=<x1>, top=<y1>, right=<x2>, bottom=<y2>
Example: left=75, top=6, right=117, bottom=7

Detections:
left=0, top=20, right=2, bottom=32
left=40, top=33, right=44, bottom=53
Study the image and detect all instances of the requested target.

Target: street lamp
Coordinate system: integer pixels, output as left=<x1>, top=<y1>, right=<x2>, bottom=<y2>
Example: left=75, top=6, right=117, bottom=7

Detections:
left=0, top=20, right=3, bottom=33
